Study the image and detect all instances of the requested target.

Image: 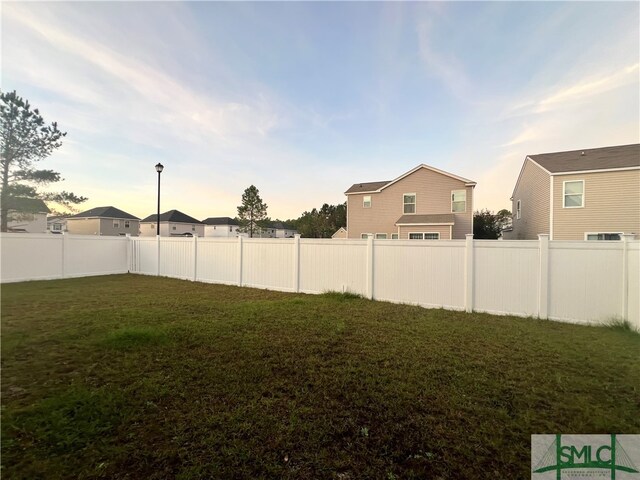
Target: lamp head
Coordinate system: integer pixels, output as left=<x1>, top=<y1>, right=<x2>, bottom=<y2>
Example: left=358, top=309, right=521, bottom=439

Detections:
left=155, top=163, right=164, bottom=173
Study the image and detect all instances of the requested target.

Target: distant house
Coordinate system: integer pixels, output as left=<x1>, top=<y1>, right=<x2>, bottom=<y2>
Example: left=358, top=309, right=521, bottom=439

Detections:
left=202, top=217, right=245, bottom=237
left=332, top=227, right=348, bottom=239
left=344, top=164, right=476, bottom=240
left=140, top=210, right=205, bottom=237
left=265, top=221, right=298, bottom=238
left=47, top=215, right=68, bottom=234
left=504, top=144, right=640, bottom=240
left=66, top=206, right=141, bottom=236
left=4, top=197, right=50, bottom=233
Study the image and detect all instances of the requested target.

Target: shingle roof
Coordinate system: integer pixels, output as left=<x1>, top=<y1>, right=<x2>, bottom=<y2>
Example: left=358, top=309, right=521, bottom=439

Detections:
left=345, top=181, right=391, bottom=194
left=529, top=144, right=640, bottom=173
left=4, top=197, right=50, bottom=213
left=395, top=214, right=455, bottom=225
left=71, top=206, right=139, bottom=220
left=141, top=210, right=203, bottom=224
left=202, top=217, right=239, bottom=226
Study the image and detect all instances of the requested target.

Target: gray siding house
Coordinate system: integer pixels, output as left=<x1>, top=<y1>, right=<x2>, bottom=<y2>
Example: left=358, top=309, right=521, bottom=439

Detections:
left=66, top=206, right=140, bottom=236
left=140, top=210, right=205, bottom=237
left=505, top=144, right=640, bottom=240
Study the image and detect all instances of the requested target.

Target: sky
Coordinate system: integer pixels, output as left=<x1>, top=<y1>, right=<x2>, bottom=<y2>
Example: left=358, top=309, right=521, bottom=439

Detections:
left=2, top=1, right=638, bottom=221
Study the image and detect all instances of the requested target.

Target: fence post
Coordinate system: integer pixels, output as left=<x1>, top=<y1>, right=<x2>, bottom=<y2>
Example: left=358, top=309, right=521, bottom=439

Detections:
left=621, top=233, right=633, bottom=320
left=538, top=234, right=550, bottom=319
left=126, top=234, right=131, bottom=273
left=464, top=234, right=474, bottom=312
left=237, top=236, right=243, bottom=287
left=193, top=235, right=198, bottom=282
left=61, top=232, right=67, bottom=279
left=367, top=234, right=374, bottom=300
left=156, top=235, right=160, bottom=276
left=293, top=234, right=300, bottom=293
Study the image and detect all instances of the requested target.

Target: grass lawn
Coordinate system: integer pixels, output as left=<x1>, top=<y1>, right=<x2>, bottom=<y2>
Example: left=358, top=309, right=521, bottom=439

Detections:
left=1, top=274, right=639, bottom=479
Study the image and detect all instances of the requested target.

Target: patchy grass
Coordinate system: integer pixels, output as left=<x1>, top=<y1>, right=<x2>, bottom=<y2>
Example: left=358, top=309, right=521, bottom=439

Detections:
left=2, top=274, right=639, bottom=479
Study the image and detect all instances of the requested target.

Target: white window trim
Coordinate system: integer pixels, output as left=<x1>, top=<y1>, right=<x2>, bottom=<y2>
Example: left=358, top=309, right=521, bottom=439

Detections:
left=516, top=199, right=521, bottom=220
left=363, top=195, right=372, bottom=208
left=375, top=233, right=387, bottom=239
left=584, top=232, right=623, bottom=241
left=391, top=233, right=399, bottom=240
left=563, top=180, right=585, bottom=208
left=124, top=220, right=130, bottom=228
left=403, top=193, right=417, bottom=214
left=113, top=220, right=120, bottom=228
left=451, top=189, right=466, bottom=213
left=408, top=232, right=440, bottom=240
left=361, top=233, right=373, bottom=239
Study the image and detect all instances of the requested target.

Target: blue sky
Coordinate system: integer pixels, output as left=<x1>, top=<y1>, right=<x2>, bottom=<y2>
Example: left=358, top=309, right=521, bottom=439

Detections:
left=2, top=1, right=638, bottom=220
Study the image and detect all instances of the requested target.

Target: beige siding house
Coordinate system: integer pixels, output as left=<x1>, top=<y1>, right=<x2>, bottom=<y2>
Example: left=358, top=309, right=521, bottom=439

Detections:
left=66, top=206, right=140, bottom=236
left=506, top=144, right=640, bottom=240
left=5, top=197, right=50, bottom=233
left=344, top=164, right=476, bottom=240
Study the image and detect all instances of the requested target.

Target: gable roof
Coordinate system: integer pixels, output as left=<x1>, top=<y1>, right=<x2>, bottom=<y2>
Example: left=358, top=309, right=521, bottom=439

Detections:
left=202, top=217, right=239, bottom=226
left=70, top=206, right=139, bottom=220
left=141, top=210, right=203, bottom=224
left=345, top=164, right=476, bottom=195
left=528, top=144, right=640, bottom=174
left=4, top=197, right=50, bottom=214
left=395, top=214, right=455, bottom=226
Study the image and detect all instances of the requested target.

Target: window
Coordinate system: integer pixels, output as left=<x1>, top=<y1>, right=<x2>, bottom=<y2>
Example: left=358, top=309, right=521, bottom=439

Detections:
left=516, top=200, right=521, bottom=220
left=361, top=233, right=372, bottom=239
left=391, top=233, right=399, bottom=240
left=124, top=221, right=130, bottom=229
left=363, top=195, right=371, bottom=208
left=375, top=233, right=387, bottom=239
left=52, top=223, right=62, bottom=231
left=172, top=226, right=176, bottom=231
left=563, top=180, right=584, bottom=208
left=150, top=224, right=155, bottom=229
left=451, top=190, right=466, bottom=213
left=409, top=232, right=440, bottom=240
left=586, top=233, right=622, bottom=241
left=192, top=225, right=196, bottom=231
left=403, top=194, right=416, bottom=214
left=113, top=220, right=119, bottom=228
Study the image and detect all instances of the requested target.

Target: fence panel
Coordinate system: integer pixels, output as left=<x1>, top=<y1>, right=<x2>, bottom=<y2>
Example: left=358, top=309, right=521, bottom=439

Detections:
left=548, top=242, right=623, bottom=323
left=473, top=240, right=539, bottom=316
left=133, top=237, right=157, bottom=275
left=373, top=240, right=465, bottom=309
left=242, top=238, right=295, bottom=291
left=65, top=236, right=128, bottom=277
left=299, top=239, right=367, bottom=295
left=628, top=243, right=640, bottom=325
left=0, top=234, right=63, bottom=282
left=159, top=238, right=194, bottom=280
left=197, top=238, right=238, bottom=285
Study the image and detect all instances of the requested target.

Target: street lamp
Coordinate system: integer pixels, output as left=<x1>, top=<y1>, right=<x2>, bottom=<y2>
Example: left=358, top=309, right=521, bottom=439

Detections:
left=155, top=163, right=164, bottom=236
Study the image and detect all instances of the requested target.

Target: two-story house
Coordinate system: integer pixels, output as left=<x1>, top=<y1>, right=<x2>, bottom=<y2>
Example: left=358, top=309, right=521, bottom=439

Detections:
left=505, top=144, right=639, bottom=240
left=344, top=164, right=476, bottom=240
left=140, top=210, right=205, bottom=237
left=66, top=206, right=141, bottom=236
left=4, top=197, right=50, bottom=233
left=202, top=217, right=245, bottom=237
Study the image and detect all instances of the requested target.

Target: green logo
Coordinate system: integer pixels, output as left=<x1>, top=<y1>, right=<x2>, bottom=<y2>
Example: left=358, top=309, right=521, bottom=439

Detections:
left=532, top=434, right=639, bottom=479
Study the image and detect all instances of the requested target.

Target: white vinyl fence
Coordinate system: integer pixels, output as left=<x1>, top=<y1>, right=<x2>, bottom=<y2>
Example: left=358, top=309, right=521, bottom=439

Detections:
left=2, top=233, right=638, bottom=327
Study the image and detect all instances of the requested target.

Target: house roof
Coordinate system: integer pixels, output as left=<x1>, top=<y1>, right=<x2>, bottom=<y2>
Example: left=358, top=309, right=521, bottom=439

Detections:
left=71, top=206, right=139, bottom=220
left=202, top=217, right=239, bottom=226
left=345, top=164, right=476, bottom=195
left=395, top=214, right=455, bottom=225
left=141, top=210, right=203, bottom=224
left=528, top=144, right=640, bottom=173
left=4, top=197, right=50, bottom=214
left=267, top=221, right=296, bottom=230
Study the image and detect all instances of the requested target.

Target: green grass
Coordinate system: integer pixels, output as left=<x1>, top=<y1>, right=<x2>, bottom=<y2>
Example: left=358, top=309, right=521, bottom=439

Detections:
left=2, top=274, right=639, bottom=479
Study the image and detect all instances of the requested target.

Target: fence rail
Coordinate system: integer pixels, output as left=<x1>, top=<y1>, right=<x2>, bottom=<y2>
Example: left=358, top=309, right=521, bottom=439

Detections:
left=2, top=233, right=638, bottom=327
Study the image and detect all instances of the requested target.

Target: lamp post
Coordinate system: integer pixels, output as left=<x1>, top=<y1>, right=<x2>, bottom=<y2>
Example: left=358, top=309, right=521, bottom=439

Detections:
left=155, top=163, right=164, bottom=236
